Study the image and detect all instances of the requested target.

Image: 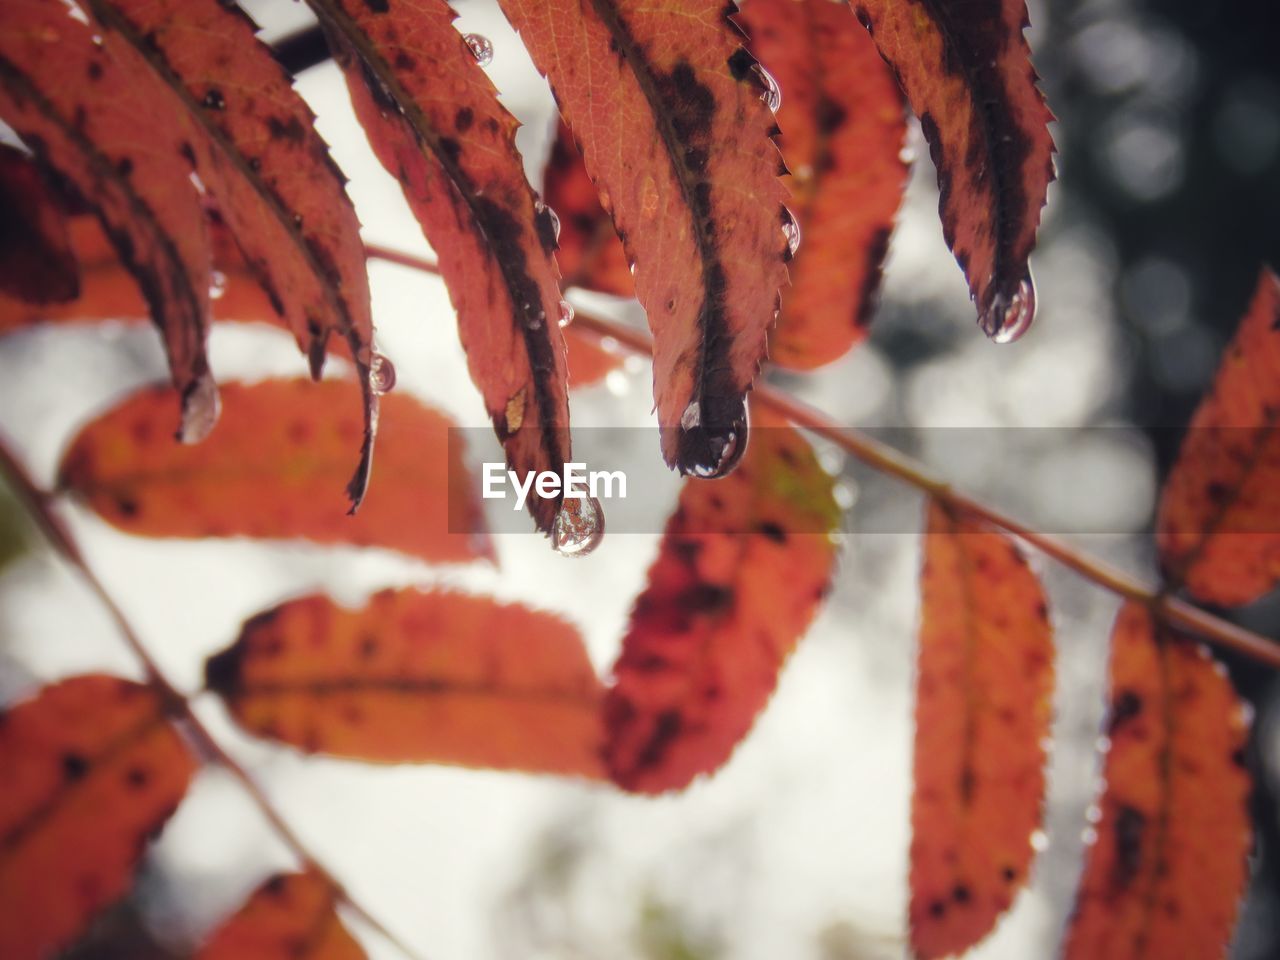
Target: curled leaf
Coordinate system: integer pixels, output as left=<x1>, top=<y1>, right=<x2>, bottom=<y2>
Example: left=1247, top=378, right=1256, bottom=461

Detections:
left=312, top=0, right=574, bottom=534
left=58, top=379, right=491, bottom=565
left=85, top=0, right=377, bottom=506
left=197, top=870, right=364, bottom=960
left=0, top=0, right=216, bottom=440
left=739, top=0, right=907, bottom=370
left=0, top=142, right=79, bottom=304
left=1157, top=267, right=1280, bottom=606
left=0, top=676, right=196, bottom=960
left=1063, top=602, right=1251, bottom=960
left=852, top=0, right=1054, bottom=340
left=911, top=500, right=1053, bottom=959
left=497, top=0, right=790, bottom=477
left=603, top=410, right=839, bottom=793
left=206, top=590, right=605, bottom=777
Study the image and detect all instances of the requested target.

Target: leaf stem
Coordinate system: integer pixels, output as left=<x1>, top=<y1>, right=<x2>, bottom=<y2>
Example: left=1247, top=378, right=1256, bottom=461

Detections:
left=0, top=431, right=428, bottom=960
left=364, top=243, right=1280, bottom=669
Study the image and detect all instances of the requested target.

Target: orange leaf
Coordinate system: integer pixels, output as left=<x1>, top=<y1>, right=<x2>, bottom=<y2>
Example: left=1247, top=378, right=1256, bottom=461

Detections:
left=84, top=0, right=378, bottom=505
left=58, top=379, right=491, bottom=565
left=738, top=0, right=907, bottom=370
left=603, top=410, right=839, bottom=793
left=910, top=500, right=1053, bottom=959
left=0, top=143, right=79, bottom=304
left=852, top=0, right=1054, bottom=340
left=0, top=0, right=216, bottom=440
left=197, top=871, right=364, bottom=960
left=1062, top=602, right=1251, bottom=960
left=0, top=675, right=196, bottom=960
left=541, top=121, right=634, bottom=298
left=313, top=0, right=574, bottom=535
left=563, top=324, right=623, bottom=389
left=497, top=0, right=790, bottom=477
left=1156, top=267, right=1280, bottom=606
left=206, top=590, right=605, bottom=777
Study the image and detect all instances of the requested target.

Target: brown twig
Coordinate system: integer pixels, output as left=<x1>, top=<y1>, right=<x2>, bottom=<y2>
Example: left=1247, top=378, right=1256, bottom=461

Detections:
left=365, top=243, right=1280, bottom=669
left=0, top=432, right=428, bottom=960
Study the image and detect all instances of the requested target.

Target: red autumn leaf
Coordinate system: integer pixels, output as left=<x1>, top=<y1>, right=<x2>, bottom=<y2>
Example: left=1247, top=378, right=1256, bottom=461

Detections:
left=84, top=0, right=378, bottom=506
left=737, top=0, right=907, bottom=370
left=910, top=500, right=1054, bottom=959
left=497, top=0, right=790, bottom=477
left=852, top=0, right=1054, bottom=340
left=312, top=0, right=574, bottom=536
left=197, top=871, right=364, bottom=960
left=0, top=0, right=216, bottom=441
left=1157, top=267, right=1280, bottom=606
left=206, top=590, right=605, bottom=778
left=0, top=143, right=79, bottom=304
left=541, top=121, right=634, bottom=298
left=58, top=379, right=491, bottom=565
left=0, top=675, right=197, bottom=960
left=1062, top=602, right=1251, bottom=960
left=603, top=409, right=839, bottom=793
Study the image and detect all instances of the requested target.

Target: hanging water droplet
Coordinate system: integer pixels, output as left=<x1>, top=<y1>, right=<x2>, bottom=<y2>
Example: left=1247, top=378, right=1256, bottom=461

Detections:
left=781, top=207, right=801, bottom=259
left=980, top=274, right=1037, bottom=343
left=208, top=270, right=227, bottom=300
left=552, top=495, right=604, bottom=557
left=369, top=352, right=397, bottom=395
left=680, top=401, right=701, bottom=431
left=682, top=426, right=745, bottom=479
left=557, top=300, right=574, bottom=328
left=179, top=372, right=221, bottom=444
left=463, top=33, right=493, bottom=66
left=752, top=63, right=781, bottom=113
left=898, top=144, right=916, bottom=165
left=535, top=198, right=562, bottom=243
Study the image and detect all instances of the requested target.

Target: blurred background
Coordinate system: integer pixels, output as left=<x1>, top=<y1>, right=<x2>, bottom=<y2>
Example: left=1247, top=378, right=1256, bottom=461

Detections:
left=2, top=0, right=1280, bottom=957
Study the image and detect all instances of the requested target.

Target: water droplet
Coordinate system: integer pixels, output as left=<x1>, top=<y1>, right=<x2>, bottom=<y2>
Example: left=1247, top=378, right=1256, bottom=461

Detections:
left=628, top=262, right=637, bottom=277
left=463, top=33, right=493, bottom=66
left=680, top=401, right=701, bottom=431
left=208, top=270, right=227, bottom=300
left=980, top=274, right=1036, bottom=343
left=781, top=207, right=801, bottom=259
left=370, top=352, right=396, bottom=395
left=552, top=495, right=604, bottom=557
left=535, top=198, right=561, bottom=242
left=179, top=372, right=221, bottom=444
left=1030, top=830, right=1049, bottom=852
left=293, top=213, right=304, bottom=229
left=833, top=481, right=856, bottom=511
left=681, top=424, right=746, bottom=479
left=1081, top=827, right=1098, bottom=846
left=898, top=144, right=916, bottom=164
left=557, top=300, right=575, bottom=328
left=1085, top=803, right=1103, bottom=824
left=752, top=63, right=781, bottom=113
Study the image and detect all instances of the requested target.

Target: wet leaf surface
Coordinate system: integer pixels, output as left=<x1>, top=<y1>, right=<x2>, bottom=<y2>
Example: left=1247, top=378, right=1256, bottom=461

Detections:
left=852, top=0, right=1054, bottom=340
left=314, top=0, right=574, bottom=534
left=739, top=0, right=907, bottom=370
left=497, top=0, right=790, bottom=477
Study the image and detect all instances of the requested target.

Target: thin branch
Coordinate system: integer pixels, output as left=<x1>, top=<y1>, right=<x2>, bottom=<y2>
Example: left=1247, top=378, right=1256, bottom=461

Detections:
left=0, top=431, right=428, bottom=960
left=365, top=243, right=1280, bottom=669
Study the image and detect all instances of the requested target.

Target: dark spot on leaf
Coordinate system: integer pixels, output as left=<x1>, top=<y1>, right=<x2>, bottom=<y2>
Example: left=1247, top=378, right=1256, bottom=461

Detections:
left=928, top=900, right=946, bottom=918
left=63, top=752, right=89, bottom=780
left=116, top=497, right=139, bottom=517
left=454, top=107, right=474, bottom=132
left=684, top=582, right=733, bottom=614
left=636, top=710, right=682, bottom=769
left=202, top=89, right=226, bottom=111
left=1113, top=805, right=1145, bottom=890
left=359, top=635, right=378, bottom=659
left=727, top=48, right=755, bottom=83
left=757, top=521, right=787, bottom=544
left=394, top=51, right=415, bottom=71
left=1001, top=865, right=1017, bottom=882
left=125, top=766, right=150, bottom=789
left=263, top=874, right=287, bottom=896
left=438, top=137, right=462, bottom=166
left=815, top=96, right=847, bottom=135
left=87, top=61, right=103, bottom=81
left=266, top=115, right=305, bottom=144
left=363, top=0, right=389, bottom=12
left=952, top=883, right=971, bottom=904
left=1109, top=689, right=1143, bottom=733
